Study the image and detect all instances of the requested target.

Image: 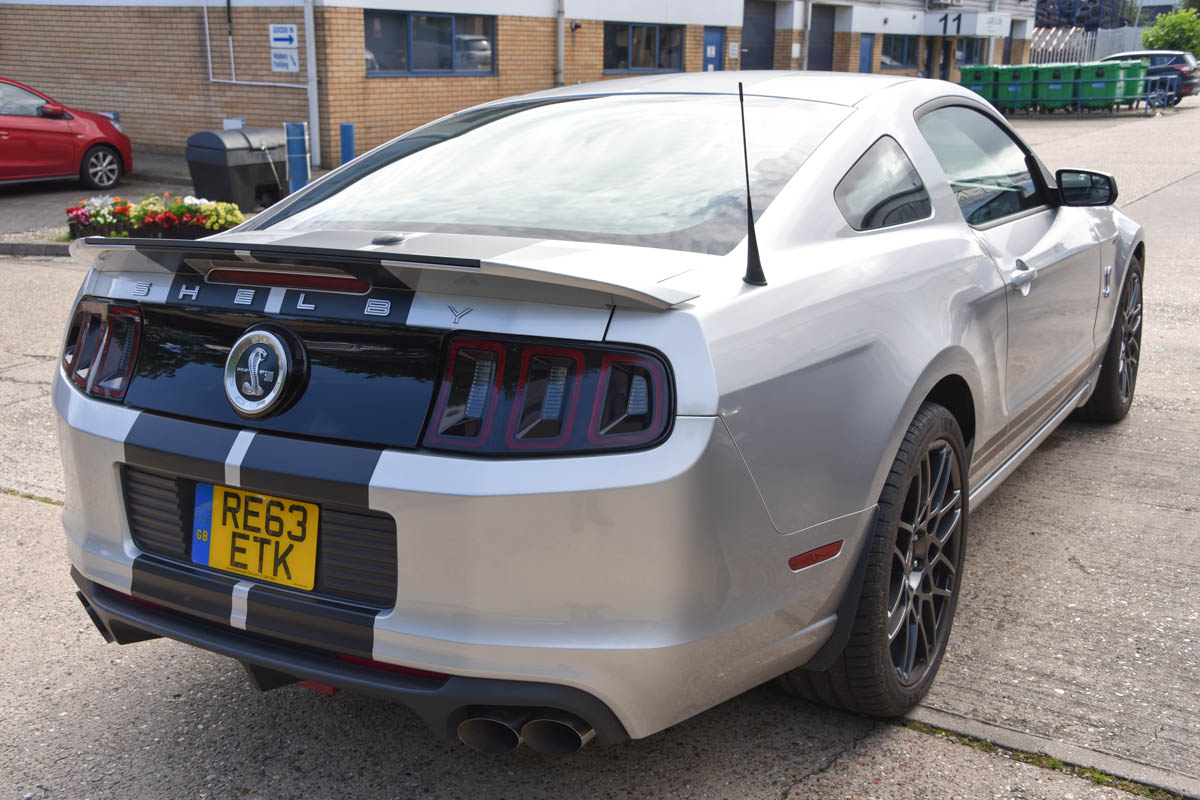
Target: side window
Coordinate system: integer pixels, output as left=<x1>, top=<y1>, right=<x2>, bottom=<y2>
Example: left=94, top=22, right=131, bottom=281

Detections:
left=917, top=106, right=1044, bottom=226
left=834, top=136, right=932, bottom=231
left=0, top=83, right=46, bottom=117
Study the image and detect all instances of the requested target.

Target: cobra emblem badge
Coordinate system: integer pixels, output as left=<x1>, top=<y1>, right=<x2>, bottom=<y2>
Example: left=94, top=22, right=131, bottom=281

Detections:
left=241, top=346, right=269, bottom=397
left=224, top=329, right=294, bottom=418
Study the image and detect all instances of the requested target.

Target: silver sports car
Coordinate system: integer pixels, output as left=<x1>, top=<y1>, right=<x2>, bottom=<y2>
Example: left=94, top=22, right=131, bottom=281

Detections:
left=57, top=72, right=1143, bottom=756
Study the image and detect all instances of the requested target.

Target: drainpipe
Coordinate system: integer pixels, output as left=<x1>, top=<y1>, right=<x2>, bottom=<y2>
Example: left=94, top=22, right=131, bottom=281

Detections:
left=555, top=0, right=565, bottom=86
left=988, top=0, right=999, bottom=65
left=802, top=0, right=812, bottom=69
left=303, top=0, right=321, bottom=167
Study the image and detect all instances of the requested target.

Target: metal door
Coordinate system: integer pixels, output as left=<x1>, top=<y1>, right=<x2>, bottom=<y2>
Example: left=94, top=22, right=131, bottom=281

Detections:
left=808, top=6, right=835, bottom=71
left=859, top=33, right=875, bottom=73
left=703, top=27, right=725, bottom=71
left=741, top=0, right=776, bottom=69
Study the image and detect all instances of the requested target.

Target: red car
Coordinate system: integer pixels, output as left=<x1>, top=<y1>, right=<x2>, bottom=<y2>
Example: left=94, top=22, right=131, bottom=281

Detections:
left=0, top=77, right=132, bottom=189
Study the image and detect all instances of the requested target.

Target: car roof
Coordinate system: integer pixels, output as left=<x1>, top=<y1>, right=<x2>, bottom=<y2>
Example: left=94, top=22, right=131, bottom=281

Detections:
left=1104, top=50, right=1186, bottom=57
left=505, top=70, right=917, bottom=108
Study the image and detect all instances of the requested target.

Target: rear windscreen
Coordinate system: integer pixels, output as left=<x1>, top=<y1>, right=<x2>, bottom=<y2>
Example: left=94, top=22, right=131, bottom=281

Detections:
left=254, top=94, right=851, bottom=254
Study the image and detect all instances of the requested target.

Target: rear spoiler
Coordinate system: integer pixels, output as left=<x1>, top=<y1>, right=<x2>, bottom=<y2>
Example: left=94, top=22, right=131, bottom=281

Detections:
left=70, top=237, right=699, bottom=310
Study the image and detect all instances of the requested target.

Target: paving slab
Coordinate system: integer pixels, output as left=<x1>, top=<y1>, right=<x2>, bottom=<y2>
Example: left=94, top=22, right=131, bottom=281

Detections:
left=918, top=162, right=1200, bottom=785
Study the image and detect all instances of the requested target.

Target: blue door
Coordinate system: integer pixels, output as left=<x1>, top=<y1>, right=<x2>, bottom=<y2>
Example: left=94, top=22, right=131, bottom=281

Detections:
left=859, top=33, right=875, bottom=73
left=703, top=27, right=725, bottom=71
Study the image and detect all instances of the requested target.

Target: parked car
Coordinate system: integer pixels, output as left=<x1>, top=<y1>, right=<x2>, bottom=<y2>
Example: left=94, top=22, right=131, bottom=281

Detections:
left=1101, top=49, right=1198, bottom=104
left=58, top=72, right=1143, bottom=756
left=0, top=77, right=131, bottom=189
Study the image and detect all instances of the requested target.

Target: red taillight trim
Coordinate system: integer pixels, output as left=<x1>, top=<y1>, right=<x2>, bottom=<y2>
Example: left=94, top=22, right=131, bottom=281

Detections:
left=503, top=345, right=585, bottom=451
left=206, top=268, right=370, bottom=295
left=297, top=680, right=341, bottom=695
left=424, top=338, right=507, bottom=448
left=586, top=353, right=668, bottom=447
left=788, top=541, right=843, bottom=572
left=337, top=652, right=449, bottom=682
left=89, top=305, right=142, bottom=399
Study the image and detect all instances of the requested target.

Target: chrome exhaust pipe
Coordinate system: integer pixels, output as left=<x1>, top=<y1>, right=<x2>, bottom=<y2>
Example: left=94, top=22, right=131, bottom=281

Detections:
left=521, top=711, right=596, bottom=756
left=456, top=708, right=536, bottom=754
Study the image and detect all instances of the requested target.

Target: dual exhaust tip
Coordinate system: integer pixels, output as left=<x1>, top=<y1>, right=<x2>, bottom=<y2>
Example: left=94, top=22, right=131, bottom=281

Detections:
left=457, top=708, right=595, bottom=756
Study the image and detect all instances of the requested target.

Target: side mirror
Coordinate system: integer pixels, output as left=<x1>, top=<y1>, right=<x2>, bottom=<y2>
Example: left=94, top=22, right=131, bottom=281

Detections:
left=40, top=101, right=66, bottom=118
left=1056, top=169, right=1118, bottom=207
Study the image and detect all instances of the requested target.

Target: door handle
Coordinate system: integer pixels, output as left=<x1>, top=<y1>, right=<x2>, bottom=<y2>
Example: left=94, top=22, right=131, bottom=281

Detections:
left=1011, top=259, right=1036, bottom=294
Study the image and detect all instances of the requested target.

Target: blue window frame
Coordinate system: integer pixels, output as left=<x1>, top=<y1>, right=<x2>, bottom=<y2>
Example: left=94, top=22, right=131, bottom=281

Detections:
left=364, top=10, right=495, bottom=75
left=955, top=37, right=988, bottom=66
left=881, top=34, right=919, bottom=69
left=603, top=22, right=684, bottom=72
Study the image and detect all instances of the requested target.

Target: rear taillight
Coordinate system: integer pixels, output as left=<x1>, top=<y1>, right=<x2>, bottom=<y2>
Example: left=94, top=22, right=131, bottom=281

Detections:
left=61, top=298, right=142, bottom=401
left=424, top=335, right=672, bottom=455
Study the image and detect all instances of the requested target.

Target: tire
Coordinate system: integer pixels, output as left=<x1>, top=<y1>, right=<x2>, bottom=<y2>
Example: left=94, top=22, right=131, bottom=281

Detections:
left=80, top=145, right=123, bottom=190
left=778, top=402, right=968, bottom=717
left=1075, top=257, right=1143, bottom=423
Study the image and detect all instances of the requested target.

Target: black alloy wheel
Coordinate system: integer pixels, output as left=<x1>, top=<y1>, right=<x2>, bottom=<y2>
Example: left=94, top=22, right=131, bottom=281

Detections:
left=888, top=438, right=963, bottom=687
left=1116, top=269, right=1142, bottom=406
left=1076, top=256, right=1144, bottom=423
left=777, top=402, right=968, bottom=716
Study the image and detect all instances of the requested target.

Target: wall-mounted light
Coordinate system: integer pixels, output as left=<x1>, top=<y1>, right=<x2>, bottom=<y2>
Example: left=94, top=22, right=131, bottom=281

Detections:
left=570, top=21, right=582, bottom=31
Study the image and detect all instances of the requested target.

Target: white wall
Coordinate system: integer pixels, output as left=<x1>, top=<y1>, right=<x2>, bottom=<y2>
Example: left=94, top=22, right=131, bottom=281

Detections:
left=322, top=0, right=744, bottom=25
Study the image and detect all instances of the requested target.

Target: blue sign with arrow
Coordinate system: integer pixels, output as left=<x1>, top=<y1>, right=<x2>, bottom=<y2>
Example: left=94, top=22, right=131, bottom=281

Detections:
left=269, top=24, right=298, bottom=49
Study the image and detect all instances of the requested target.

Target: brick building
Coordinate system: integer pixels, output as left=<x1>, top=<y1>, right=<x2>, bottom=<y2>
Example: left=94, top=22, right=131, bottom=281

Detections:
left=0, top=0, right=1034, bottom=168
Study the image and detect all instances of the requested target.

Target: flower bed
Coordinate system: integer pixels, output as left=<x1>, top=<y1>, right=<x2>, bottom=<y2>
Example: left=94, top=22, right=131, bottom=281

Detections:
left=67, top=193, right=245, bottom=240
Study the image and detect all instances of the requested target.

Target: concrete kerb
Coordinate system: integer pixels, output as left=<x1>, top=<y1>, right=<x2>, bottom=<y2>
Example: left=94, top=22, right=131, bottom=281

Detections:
left=909, top=705, right=1200, bottom=799
left=0, top=242, right=71, bottom=257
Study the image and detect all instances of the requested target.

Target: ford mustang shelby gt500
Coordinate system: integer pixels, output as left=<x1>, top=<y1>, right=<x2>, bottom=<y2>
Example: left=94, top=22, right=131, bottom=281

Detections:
left=58, top=72, right=1143, bottom=756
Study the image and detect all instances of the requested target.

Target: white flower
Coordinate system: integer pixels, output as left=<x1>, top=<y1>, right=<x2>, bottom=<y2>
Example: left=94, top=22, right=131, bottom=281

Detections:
left=84, top=195, right=115, bottom=211
left=183, top=195, right=211, bottom=206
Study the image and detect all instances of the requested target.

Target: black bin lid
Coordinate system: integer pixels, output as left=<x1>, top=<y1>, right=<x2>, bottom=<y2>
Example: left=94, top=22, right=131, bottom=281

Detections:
left=186, top=126, right=286, bottom=152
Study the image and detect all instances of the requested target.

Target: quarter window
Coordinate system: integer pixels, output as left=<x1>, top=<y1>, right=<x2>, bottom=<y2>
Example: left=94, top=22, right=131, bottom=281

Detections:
left=835, top=136, right=932, bottom=231
left=364, top=10, right=495, bottom=74
left=918, top=106, right=1044, bottom=226
left=881, top=35, right=919, bottom=69
left=603, top=23, right=684, bottom=71
left=0, top=82, right=47, bottom=117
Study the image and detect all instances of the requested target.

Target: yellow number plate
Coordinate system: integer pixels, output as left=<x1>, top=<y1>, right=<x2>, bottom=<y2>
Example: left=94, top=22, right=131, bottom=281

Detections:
left=191, top=483, right=319, bottom=591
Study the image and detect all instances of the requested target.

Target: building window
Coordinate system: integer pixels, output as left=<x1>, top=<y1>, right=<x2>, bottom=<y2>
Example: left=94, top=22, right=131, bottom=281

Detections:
left=364, top=10, right=495, bottom=75
left=603, top=22, right=684, bottom=71
left=956, top=38, right=988, bottom=66
left=880, top=35, right=919, bottom=69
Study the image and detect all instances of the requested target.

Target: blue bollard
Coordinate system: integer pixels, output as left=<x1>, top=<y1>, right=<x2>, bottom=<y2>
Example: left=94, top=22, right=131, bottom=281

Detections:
left=285, top=121, right=309, bottom=194
left=340, top=123, right=355, bottom=165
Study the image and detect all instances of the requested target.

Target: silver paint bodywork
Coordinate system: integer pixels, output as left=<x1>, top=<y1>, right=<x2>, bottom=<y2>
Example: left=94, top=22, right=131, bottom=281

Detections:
left=55, top=73, right=1143, bottom=739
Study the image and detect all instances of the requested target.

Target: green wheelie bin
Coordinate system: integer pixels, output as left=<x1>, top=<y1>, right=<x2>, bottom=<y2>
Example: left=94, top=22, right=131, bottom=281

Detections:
left=1079, top=61, right=1124, bottom=109
left=1034, top=63, right=1078, bottom=111
left=1119, top=59, right=1149, bottom=107
left=960, top=65, right=997, bottom=102
left=996, top=65, right=1035, bottom=112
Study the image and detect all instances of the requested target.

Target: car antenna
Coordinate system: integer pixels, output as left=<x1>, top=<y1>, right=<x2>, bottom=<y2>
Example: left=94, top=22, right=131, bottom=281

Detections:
left=738, top=82, right=767, bottom=287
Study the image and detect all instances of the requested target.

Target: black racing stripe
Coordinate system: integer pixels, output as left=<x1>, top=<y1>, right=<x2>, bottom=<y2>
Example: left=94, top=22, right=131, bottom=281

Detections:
left=131, top=554, right=236, bottom=626
left=124, top=413, right=238, bottom=485
left=238, top=434, right=381, bottom=508
left=244, top=584, right=375, bottom=660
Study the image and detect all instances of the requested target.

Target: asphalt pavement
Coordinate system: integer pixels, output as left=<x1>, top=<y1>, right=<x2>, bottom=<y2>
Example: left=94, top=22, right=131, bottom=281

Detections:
left=1, top=106, right=1198, bottom=799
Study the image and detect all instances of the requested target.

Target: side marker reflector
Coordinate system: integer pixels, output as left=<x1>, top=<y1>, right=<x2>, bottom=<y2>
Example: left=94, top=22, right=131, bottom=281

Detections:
left=788, top=541, right=843, bottom=572
left=297, top=680, right=340, bottom=695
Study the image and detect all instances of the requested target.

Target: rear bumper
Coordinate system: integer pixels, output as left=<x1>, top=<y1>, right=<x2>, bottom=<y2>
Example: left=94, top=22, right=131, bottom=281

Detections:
left=55, top=371, right=873, bottom=739
left=74, top=569, right=628, bottom=743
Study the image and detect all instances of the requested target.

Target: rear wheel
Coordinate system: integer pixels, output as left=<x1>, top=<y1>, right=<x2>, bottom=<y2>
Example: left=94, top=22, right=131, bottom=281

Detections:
left=1075, top=257, right=1143, bottom=423
left=778, top=402, right=968, bottom=716
left=81, top=145, right=122, bottom=190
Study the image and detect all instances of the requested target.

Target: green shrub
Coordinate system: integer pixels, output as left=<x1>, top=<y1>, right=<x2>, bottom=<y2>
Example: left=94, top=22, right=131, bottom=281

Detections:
left=1142, top=9, right=1200, bottom=55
